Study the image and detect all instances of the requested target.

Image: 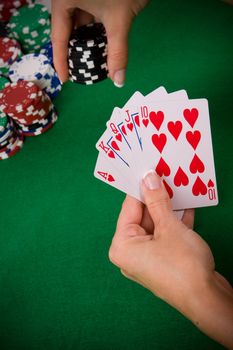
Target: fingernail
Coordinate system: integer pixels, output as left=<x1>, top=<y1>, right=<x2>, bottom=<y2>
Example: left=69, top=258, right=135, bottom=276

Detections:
left=143, top=170, right=162, bottom=190
left=113, top=69, right=125, bottom=88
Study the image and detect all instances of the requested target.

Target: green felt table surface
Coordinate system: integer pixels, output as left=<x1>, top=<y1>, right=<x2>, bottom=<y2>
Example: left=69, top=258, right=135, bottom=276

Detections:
left=0, top=0, right=233, bottom=349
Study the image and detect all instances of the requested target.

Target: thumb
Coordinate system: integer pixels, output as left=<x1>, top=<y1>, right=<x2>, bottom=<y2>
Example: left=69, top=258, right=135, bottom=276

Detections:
left=104, top=12, right=133, bottom=87
left=142, top=171, right=174, bottom=228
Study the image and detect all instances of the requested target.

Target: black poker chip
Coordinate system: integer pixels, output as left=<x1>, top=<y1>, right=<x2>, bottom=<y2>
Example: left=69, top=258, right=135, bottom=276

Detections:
left=69, top=69, right=108, bottom=77
left=69, top=67, right=108, bottom=80
left=68, top=50, right=107, bottom=63
left=69, top=49, right=107, bottom=60
left=68, top=65, right=108, bottom=74
left=69, top=67, right=108, bottom=77
left=68, top=23, right=108, bottom=85
left=68, top=60, right=107, bottom=71
left=69, top=23, right=107, bottom=48
left=69, top=43, right=107, bottom=53
left=69, top=73, right=107, bottom=85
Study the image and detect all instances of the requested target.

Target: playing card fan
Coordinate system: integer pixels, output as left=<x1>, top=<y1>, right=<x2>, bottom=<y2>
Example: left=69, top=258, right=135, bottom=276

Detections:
left=94, top=86, right=218, bottom=211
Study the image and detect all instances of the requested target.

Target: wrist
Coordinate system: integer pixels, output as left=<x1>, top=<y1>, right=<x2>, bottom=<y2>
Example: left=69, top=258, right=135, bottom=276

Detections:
left=146, top=266, right=213, bottom=317
left=185, top=273, right=233, bottom=349
left=148, top=270, right=233, bottom=349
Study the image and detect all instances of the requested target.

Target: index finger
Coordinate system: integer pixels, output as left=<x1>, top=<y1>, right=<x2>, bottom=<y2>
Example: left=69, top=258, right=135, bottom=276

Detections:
left=51, top=3, right=73, bottom=82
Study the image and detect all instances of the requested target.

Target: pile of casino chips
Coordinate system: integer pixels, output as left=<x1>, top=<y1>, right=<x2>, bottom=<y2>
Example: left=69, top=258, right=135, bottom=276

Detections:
left=68, top=23, right=108, bottom=85
left=0, top=37, right=22, bottom=75
left=7, top=3, right=50, bottom=53
left=9, top=53, right=62, bottom=99
left=0, top=1, right=59, bottom=161
left=0, top=80, right=58, bottom=160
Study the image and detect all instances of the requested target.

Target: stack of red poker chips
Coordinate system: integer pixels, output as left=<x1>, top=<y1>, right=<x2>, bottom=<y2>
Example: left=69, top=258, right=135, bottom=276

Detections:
left=0, top=80, right=57, bottom=138
left=0, top=0, right=28, bottom=22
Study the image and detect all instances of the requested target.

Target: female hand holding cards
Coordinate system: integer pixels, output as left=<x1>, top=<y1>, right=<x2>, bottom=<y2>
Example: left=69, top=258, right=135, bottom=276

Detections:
left=94, top=84, right=232, bottom=346
left=109, top=171, right=233, bottom=349
left=51, top=0, right=233, bottom=346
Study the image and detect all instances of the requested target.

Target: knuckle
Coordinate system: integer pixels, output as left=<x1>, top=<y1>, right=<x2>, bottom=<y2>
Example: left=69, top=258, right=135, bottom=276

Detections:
left=147, top=196, right=170, bottom=213
left=108, top=50, right=128, bottom=66
left=108, top=241, right=120, bottom=265
left=108, top=50, right=127, bottom=60
left=146, top=197, right=172, bottom=229
left=108, top=246, right=115, bottom=264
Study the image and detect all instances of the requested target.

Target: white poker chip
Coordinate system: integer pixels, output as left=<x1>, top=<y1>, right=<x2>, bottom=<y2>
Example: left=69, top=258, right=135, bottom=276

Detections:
left=9, top=54, right=51, bottom=81
left=8, top=54, right=62, bottom=99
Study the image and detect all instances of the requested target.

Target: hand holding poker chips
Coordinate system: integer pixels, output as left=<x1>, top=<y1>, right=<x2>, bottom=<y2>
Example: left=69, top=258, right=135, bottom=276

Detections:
left=94, top=86, right=218, bottom=211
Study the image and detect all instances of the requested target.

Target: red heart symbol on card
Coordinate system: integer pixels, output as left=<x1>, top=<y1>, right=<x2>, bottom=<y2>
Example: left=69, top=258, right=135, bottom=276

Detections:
left=189, top=154, right=205, bottom=174
left=121, top=125, right=127, bottom=135
left=135, top=115, right=140, bottom=127
left=115, top=133, right=122, bottom=142
left=192, top=176, right=207, bottom=196
left=186, top=130, right=201, bottom=150
left=152, top=133, right=167, bottom=153
left=111, top=141, right=120, bottom=151
left=163, top=180, right=173, bottom=199
left=156, top=157, right=170, bottom=177
left=142, top=119, right=149, bottom=127
left=174, top=167, right=189, bottom=187
left=167, top=121, right=183, bottom=140
left=108, top=150, right=115, bottom=158
left=108, top=174, right=115, bottom=182
left=149, top=111, right=164, bottom=131
left=183, top=108, right=199, bottom=127
left=127, top=122, right=133, bottom=131
left=208, top=179, right=214, bottom=188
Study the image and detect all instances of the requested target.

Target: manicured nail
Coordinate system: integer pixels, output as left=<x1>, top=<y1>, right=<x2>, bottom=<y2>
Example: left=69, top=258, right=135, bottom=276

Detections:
left=143, top=170, right=162, bottom=190
left=113, top=69, right=125, bottom=88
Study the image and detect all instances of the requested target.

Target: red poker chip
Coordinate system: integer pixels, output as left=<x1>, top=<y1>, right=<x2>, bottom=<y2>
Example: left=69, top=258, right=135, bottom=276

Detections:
left=0, top=142, right=23, bottom=158
left=28, top=94, right=53, bottom=118
left=0, top=37, right=20, bottom=64
left=17, top=112, right=57, bottom=137
left=6, top=92, right=47, bottom=118
left=7, top=92, right=53, bottom=125
left=0, top=132, right=18, bottom=152
left=0, top=81, right=42, bottom=115
left=0, top=133, right=24, bottom=160
left=18, top=121, right=55, bottom=137
left=0, top=0, right=28, bottom=22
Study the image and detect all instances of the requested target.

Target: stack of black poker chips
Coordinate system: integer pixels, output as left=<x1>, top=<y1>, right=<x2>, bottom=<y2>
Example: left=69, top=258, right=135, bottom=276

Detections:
left=68, top=22, right=108, bottom=85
